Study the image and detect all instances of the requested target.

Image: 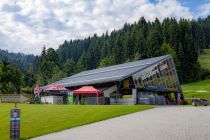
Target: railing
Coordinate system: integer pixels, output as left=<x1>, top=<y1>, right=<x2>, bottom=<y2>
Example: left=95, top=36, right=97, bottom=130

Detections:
left=110, top=98, right=135, bottom=105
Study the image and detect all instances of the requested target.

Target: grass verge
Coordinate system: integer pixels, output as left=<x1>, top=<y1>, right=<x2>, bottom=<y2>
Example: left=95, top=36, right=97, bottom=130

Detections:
left=0, top=104, right=153, bottom=140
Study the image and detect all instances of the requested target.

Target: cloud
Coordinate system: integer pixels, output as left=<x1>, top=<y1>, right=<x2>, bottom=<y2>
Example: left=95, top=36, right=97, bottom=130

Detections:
left=0, top=0, right=196, bottom=55
left=1, top=3, right=21, bottom=13
left=197, top=3, right=210, bottom=18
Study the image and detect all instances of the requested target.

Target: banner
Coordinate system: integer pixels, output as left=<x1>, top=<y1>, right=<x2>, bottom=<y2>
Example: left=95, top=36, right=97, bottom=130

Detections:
left=34, top=84, right=42, bottom=96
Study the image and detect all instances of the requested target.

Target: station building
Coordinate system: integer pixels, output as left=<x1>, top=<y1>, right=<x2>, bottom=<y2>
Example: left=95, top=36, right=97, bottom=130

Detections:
left=46, top=55, right=184, bottom=105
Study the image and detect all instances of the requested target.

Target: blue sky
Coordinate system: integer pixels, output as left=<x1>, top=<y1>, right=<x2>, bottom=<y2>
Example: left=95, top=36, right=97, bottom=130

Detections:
left=179, top=0, right=210, bottom=13
left=150, top=0, right=210, bottom=14
left=0, top=0, right=210, bottom=55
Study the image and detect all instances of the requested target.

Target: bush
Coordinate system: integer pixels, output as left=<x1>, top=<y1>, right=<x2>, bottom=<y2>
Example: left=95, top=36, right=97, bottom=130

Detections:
left=177, top=99, right=191, bottom=105
left=200, top=68, right=210, bottom=80
left=182, top=99, right=191, bottom=105
left=21, top=87, right=33, bottom=94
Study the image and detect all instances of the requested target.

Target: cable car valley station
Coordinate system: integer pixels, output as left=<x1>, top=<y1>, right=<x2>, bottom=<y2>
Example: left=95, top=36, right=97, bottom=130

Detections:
left=44, top=55, right=184, bottom=105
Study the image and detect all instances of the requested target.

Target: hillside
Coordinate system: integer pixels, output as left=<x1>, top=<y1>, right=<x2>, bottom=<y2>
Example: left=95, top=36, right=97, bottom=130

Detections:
left=182, top=49, right=210, bottom=99
left=199, top=49, right=210, bottom=71
left=182, top=79, right=210, bottom=99
left=0, top=49, right=36, bottom=69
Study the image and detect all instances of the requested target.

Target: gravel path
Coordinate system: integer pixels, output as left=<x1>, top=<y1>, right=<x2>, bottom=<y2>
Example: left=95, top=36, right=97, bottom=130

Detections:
left=31, top=106, right=210, bottom=140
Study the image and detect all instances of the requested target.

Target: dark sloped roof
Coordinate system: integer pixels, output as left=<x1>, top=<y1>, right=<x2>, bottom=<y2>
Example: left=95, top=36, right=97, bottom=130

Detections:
left=46, top=55, right=170, bottom=88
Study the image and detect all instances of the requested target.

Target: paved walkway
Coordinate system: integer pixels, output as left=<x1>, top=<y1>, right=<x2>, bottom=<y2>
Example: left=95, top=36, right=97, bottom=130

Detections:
left=32, top=106, right=210, bottom=140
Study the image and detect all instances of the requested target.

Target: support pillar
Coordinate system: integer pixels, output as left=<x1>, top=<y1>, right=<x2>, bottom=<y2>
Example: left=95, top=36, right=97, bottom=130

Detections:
left=132, top=88, right=137, bottom=105
left=174, top=93, right=178, bottom=100
left=115, top=82, right=121, bottom=104
left=116, top=88, right=119, bottom=104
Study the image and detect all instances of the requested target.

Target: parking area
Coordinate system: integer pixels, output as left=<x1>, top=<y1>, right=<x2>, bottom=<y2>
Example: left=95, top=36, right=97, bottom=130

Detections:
left=32, top=106, right=210, bottom=140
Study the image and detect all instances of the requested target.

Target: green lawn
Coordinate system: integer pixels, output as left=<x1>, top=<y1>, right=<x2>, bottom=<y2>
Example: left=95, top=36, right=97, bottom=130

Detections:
left=0, top=104, right=153, bottom=140
left=182, top=79, right=210, bottom=99
left=199, top=49, right=210, bottom=71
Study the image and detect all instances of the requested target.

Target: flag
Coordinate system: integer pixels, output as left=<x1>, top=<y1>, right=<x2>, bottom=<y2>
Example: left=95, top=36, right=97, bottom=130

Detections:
left=34, top=84, right=42, bottom=97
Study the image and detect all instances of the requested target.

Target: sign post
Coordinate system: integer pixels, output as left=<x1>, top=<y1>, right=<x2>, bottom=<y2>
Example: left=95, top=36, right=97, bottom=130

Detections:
left=10, top=109, right=20, bottom=140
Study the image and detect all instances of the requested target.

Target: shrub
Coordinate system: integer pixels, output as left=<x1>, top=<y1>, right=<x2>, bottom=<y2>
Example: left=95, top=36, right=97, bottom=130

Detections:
left=21, top=87, right=32, bottom=94
left=182, top=99, right=191, bottom=105
left=200, top=68, right=210, bottom=80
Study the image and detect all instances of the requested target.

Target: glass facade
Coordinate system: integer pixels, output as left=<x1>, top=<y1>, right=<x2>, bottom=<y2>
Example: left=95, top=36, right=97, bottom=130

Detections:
left=132, top=56, right=181, bottom=93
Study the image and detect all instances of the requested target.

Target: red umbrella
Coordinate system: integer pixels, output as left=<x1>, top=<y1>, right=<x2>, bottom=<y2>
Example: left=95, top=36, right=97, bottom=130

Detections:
left=44, top=84, right=69, bottom=92
left=73, top=86, right=103, bottom=104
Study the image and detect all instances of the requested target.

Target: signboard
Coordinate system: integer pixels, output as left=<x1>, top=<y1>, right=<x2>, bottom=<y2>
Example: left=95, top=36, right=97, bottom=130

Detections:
left=160, top=63, right=168, bottom=71
left=140, top=63, right=168, bottom=81
left=1, top=95, right=28, bottom=103
left=132, top=59, right=170, bottom=88
left=67, top=91, right=73, bottom=104
left=10, top=109, right=20, bottom=140
left=123, top=80, right=129, bottom=88
left=141, top=69, right=159, bottom=81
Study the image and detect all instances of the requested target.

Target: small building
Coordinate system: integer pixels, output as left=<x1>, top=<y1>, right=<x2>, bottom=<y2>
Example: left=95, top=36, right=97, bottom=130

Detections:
left=45, top=55, right=183, bottom=105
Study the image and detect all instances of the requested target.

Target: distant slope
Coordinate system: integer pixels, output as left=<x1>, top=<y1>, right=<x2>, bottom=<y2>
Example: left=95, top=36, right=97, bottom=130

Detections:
left=182, top=49, right=210, bottom=99
left=199, top=49, right=210, bottom=71
left=182, top=79, right=210, bottom=99
left=0, top=49, right=37, bottom=69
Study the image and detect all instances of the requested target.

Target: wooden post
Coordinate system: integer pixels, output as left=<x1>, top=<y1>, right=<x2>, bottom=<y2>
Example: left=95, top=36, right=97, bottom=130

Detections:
left=132, top=88, right=137, bottom=104
left=96, top=93, right=99, bottom=105
left=115, top=82, right=121, bottom=104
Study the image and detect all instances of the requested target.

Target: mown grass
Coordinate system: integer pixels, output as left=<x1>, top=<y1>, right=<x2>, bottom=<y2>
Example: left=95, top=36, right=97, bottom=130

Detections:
left=0, top=104, right=153, bottom=140
left=182, top=79, right=210, bottom=99
left=199, top=49, right=210, bottom=71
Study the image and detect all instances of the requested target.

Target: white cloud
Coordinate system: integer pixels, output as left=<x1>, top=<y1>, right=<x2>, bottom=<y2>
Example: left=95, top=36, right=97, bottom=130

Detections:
left=197, top=3, right=210, bottom=18
left=0, top=0, right=195, bottom=55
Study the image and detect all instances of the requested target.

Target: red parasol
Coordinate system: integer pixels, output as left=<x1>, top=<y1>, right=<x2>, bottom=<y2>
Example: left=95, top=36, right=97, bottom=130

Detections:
left=44, top=84, right=69, bottom=92
left=73, top=86, right=103, bottom=94
left=72, top=86, right=103, bottom=104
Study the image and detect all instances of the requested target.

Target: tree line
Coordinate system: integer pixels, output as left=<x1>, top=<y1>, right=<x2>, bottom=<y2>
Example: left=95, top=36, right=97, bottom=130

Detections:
left=38, top=16, right=210, bottom=85
left=0, top=49, right=36, bottom=69
left=1, top=16, right=210, bottom=94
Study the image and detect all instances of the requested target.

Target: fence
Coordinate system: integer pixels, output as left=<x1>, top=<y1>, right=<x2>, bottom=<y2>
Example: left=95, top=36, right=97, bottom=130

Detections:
left=110, top=98, right=135, bottom=105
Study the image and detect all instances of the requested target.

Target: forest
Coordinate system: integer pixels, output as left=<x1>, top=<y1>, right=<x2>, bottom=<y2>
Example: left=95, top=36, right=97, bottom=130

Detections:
left=0, top=16, right=210, bottom=94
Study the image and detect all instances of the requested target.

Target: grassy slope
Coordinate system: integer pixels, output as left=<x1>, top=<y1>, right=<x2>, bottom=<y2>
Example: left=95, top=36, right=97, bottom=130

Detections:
left=0, top=104, right=153, bottom=140
left=199, top=49, right=210, bottom=71
left=182, top=79, right=210, bottom=99
left=182, top=49, right=210, bottom=99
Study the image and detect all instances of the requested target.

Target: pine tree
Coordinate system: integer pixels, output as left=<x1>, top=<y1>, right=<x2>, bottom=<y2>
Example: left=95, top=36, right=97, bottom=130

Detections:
left=64, top=58, right=75, bottom=76
left=147, top=23, right=163, bottom=57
